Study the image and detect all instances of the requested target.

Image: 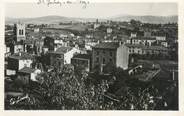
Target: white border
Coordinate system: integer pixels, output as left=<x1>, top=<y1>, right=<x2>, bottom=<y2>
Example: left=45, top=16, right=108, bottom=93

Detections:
left=0, top=0, right=183, bottom=116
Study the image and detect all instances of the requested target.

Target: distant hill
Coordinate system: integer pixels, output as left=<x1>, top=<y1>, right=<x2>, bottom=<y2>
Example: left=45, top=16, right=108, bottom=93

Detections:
left=110, top=15, right=178, bottom=24
left=5, top=15, right=178, bottom=24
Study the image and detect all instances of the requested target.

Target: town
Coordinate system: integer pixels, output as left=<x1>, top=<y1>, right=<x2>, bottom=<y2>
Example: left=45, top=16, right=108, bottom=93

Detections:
left=4, top=17, right=178, bottom=110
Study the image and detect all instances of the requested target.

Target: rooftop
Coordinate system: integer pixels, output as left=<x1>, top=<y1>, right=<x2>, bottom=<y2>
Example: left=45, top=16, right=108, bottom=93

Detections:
left=142, top=46, right=168, bottom=51
left=130, top=37, right=156, bottom=40
left=8, top=52, right=33, bottom=60
left=125, top=44, right=168, bottom=51
left=72, top=54, right=91, bottom=60
left=18, top=67, right=35, bottom=74
left=50, top=46, right=73, bottom=54
left=93, top=42, right=120, bottom=49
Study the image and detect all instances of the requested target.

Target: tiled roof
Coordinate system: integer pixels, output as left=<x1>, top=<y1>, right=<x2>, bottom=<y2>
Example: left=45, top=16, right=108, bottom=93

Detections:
left=93, top=42, right=120, bottom=49
left=24, top=39, right=34, bottom=44
left=50, top=46, right=73, bottom=54
left=125, top=44, right=168, bottom=51
left=125, top=44, right=145, bottom=48
left=18, top=67, right=35, bottom=74
left=130, top=37, right=156, bottom=40
left=8, top=52, right=33, bottom=60
left=72, top=54, right=91, bottom=60
left=142, top=46, right=168, bottom=51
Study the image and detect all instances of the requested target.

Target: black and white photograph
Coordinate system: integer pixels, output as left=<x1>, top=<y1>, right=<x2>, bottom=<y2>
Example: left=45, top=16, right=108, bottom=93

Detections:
left=3, top=1, right=179, bottom=110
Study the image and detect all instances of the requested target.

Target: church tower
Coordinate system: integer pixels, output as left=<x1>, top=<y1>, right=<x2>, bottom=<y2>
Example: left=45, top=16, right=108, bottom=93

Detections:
left=14, top=22, right=26, bottom=42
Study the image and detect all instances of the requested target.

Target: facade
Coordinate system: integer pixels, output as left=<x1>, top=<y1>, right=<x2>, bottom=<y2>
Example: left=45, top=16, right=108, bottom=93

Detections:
left=126, top=44, right=169, bottom=56
left=156, top=36, right=166, bottom=41
left=130, top=32, right=137, bottom=38
left=126, top=37, right=156, bottom=46
left=17, top=67, right=41, bottom=84
left=13, top=43, right=24, bottom=54
left=44, top=36, right=55, bottom=51
left=6, top=52, right=33, bottom=76
left=92, top=42, right=129, bottom=73
left=34, top=39, right=44, bottom=55
left=71, top=54, right=91, bottom=72
left=107, top=27, right=113, bottom=34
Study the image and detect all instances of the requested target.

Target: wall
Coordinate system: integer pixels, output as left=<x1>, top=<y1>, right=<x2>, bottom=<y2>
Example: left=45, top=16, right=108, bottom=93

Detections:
left=64, top=48, right=80, bottom=64
left=92, top=48, right=116, bottom=72
left=116, top=44, right=129, bottom=70
left=19, top=59, right=33, bottom=70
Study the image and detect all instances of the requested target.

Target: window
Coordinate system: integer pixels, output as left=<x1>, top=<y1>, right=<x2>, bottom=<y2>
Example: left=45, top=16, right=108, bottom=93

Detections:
left=19, top=30, right=21, bottom=35
left=103, top=58, right=105, bottom=64
left=103, top=50, right=105, bottom=54
left=96, top=57, right=99, bottom=62
left=22, top=30, right=24, bottom=35
left=109, top=58, right=112, bottom=62
left=96, top=51, right=99, bottom=55
left=110, top=51, right=112, bottom=56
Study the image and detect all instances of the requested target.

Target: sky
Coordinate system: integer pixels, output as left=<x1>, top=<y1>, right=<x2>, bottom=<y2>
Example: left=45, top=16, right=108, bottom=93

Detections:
left=5, top=2, right=178, bottom=18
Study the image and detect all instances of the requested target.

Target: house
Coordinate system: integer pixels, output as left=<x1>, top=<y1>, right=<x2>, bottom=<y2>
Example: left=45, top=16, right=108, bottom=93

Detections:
left=125, top=44, right=169, bottom=56
left=34, top=28, right=39, bottom=33
left=130, top=32, right=137, bottom=38
left=107, top=27, right=112, bottom=34
left=125, top=44, right=144, bottom=55
left=49, top=46, right=80, bottom=68
left=144, top=31, right=152, bottom=38
left=142, top=46, right=169, bottom=56
left=6, top=52, right=33, bottom=76
left=5, top=44, right=11, bottom=57
left=156, top=36, right=166, bottom=41
left=71, top=54, right=91, bottom=72
left=92, top=42, right=129, bottom=73
left=34, top=39, right=44, bottom=55
left=126, top=37, right=156, bottom=46
left=24, top=39, right=35, bottom=54
left=17, top=67, right=41, bottom=84
left=13, top=42, right=24, bottom=54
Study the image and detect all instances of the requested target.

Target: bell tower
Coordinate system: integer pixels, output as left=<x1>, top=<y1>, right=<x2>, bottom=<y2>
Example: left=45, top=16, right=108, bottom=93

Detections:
left=14, top=22, right=25, bottom=42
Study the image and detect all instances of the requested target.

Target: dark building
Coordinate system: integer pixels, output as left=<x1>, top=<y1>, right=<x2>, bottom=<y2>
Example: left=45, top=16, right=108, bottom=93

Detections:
left=92, top=42, right=129, bottom=73
left=71, top=54, right=91, bottom=72
left=44, top=36, right=55, bottom=51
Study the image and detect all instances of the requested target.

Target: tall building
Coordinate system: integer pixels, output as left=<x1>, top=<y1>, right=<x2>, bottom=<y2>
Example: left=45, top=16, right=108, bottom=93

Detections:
left=92, top=42, right=129, bottom=73
left=14, top=22, right=26, bottom=42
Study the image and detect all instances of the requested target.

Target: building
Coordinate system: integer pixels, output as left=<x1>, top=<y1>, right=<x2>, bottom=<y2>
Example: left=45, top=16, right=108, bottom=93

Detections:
left=92, top=42, right=129, bottom=73
left=107, top=27, right=113, bottom=34
left=13, top=43, right=24, bottom=54
left=130, top=32, right=137, bottom=38
left=126, top=37, right=156, bottom=46
left=126, top=44, right=144, bottom=55
left=49, top=46, right=80, bottom=68
left=34, top=39, right=44, bottom=55
left=14, top=22, right=26, bottom=42
left=156, top=36, right=166, bottom=41
left=144, top=31, right=152, bottom=38
left=44, top=36, right=55, bottom=51
left=126, top=44, right=169, bottom=56
left=17, top=67, right=41, bottom=84
left=71, top=54, right=91, bottom=72
left=6, top=52, right=33, bottom=76
left=24, top=39, right=35, bottom=54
